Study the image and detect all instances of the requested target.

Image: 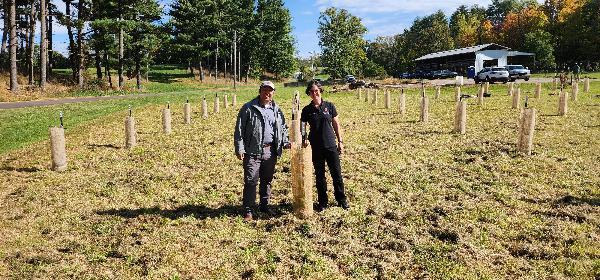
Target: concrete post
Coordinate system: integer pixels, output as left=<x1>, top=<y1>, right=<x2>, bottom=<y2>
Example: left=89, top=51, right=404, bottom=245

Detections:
left=49, top=127, right=67, bottom=171
left=202, top=97, right=208, bottom=118
left=214, top=94, right=220, bottom=113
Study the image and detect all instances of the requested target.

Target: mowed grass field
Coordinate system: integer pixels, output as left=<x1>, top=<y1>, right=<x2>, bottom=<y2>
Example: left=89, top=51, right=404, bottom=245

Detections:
left=0, top=81, right=599, bottom=279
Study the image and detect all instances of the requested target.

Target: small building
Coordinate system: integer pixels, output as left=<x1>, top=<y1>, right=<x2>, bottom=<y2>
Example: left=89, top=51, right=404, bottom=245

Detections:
left=414, top=43, right=534, bottom=74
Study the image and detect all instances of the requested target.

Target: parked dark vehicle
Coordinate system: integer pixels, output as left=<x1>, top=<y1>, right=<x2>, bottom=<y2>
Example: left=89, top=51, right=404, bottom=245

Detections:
left=345, top=75, right=356, bottom=83
left=432, top=70, right=458, bottom=79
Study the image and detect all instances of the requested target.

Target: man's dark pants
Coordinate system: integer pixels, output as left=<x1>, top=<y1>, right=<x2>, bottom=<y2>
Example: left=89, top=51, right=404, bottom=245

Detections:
left=312, top=146, right=346, bottom=207
left=243, top=146, right=276, bottom=211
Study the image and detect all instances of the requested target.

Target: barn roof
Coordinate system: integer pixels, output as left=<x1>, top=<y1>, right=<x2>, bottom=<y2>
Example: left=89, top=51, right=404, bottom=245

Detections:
left=414, top=43, right=511, bottom=61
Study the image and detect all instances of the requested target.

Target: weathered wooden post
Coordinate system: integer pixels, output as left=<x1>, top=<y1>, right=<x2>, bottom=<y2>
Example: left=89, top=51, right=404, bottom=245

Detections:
left=213, top=93, right=220, bottom=113
left=385, top=89, right=391, bottom=109
left=512, top=88, right=521, bottom=109
left=202, top=96, right=208, bottom=118
left=290, top=92, right=313, bottom=219
left=357, top=88, right=362, bottom=99
left=365, top=88, right=369, bottom=102
left=484, top=82, right=489, bottom=93
left=455, top=86, right=461, bottom=102
left=584, top=78, right=590, bottom=93
left=162, top=103, right=172, bottom=134
left=558, top=89, right=568, bottom=116
left=435, top=86, right=441, bottom=99
left=517, top=108, right=537, bottom=155
left=49, top=111, right=67, bottom=171
left=125, top=106, right=136, bottom=149
left=454, top=100, right=467, bottom=134
left=571, top=82, right=578, bottom=101
left=534, top=83, right=541, bottom=98
left=184, top=100, right=191, bottom=124
left=478, top=85, right=484, bottom=105
left=420, top=94, right=429, bottom=123
left=508, top=82, right=514, bottom=97
left=232, top=93, right=237, bottom=107
left=224, top=94, right=229, bottom=109
left=399, top=89, right=406, bottom=117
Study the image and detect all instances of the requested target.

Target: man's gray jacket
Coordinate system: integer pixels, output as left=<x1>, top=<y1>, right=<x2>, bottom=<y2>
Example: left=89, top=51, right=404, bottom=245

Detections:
left=234, top=97, right=290, bottom=157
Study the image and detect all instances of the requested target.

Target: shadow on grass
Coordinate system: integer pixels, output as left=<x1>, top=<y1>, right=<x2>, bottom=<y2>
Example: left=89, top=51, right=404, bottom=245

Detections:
left=87, top=143, right=119, bottom=149
left=0, top=166, right=41, bottom=172
left=97, top=203, right=290, bottom=220
left=556, top=195, right=600, bottom=207
left=148, top=71, right=194, bottom=84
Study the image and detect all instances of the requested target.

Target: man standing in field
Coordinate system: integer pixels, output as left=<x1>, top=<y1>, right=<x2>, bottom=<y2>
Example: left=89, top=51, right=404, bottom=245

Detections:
left=234, top=81, right=290, bottom=221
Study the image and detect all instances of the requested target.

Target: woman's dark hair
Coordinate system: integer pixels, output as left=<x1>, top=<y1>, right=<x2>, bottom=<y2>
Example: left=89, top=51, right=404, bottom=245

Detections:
left=305, top=80, right=324, bottom=96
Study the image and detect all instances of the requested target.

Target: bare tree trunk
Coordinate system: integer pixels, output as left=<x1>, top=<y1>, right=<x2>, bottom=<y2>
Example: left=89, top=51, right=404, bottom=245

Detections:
left=233, top=31, right=236, bottom=89
left=47, top=13, right=53, bottom=79
left=76, top=0, right=84, bottom=87
left=28, top=1, right=36, bottom=86
left=198, top=56, right=203, bottom=82
left=135, top=60, right=141, bottom=90
left=40, top=0, right=47, bottom=89
left=1, top=0, right=7, bottom=54
left=214, top=41, right=218, bottom=81
left=9, top=0, right=18, bottom=92
left=117, top=0, right=123, bottom=90
left=64, top=0, right=76, bottom=81
left=95, top=50, right=102, bottom=79
left=104, top=51, right=112, bottom=88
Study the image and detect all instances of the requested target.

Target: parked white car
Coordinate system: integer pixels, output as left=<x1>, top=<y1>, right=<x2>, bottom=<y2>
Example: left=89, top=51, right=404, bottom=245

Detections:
left=505, top=65, right=531, bottom=81
left=474, top=67, right=510, bottom=84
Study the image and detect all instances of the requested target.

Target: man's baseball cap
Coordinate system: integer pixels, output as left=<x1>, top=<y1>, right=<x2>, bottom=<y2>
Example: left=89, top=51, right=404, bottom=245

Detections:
left=260, top=81, right=275, bottom=90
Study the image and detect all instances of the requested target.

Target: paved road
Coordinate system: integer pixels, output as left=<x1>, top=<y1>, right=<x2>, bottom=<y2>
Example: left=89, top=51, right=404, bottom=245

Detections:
left=0, top=93, right=162, bottom=110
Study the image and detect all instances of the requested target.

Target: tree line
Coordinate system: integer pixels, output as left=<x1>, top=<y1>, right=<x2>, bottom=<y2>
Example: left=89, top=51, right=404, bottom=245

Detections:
left=318, top=0, right=600, bottom=79
left=0, top=0, right=296, bottom=93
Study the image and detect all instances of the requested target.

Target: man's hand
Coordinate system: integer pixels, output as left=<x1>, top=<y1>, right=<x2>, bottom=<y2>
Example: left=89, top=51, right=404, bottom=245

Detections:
left=237, top=153, right=244, bottom=161
left=337, top=142, right=344, bottom=155
left=283, top=143, right=291, bottom=149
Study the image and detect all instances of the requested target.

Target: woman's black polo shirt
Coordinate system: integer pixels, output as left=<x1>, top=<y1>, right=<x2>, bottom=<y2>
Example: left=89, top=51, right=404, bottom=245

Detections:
left=301, top=100, right=338, bottom=149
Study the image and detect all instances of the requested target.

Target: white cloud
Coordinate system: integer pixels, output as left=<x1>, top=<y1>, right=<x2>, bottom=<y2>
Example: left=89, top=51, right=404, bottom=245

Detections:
left=315, top=0, right=494, bottom=15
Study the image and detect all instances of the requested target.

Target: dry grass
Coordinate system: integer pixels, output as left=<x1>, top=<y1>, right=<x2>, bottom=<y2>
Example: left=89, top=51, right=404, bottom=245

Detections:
left=0, top=82, right=599, bottom=279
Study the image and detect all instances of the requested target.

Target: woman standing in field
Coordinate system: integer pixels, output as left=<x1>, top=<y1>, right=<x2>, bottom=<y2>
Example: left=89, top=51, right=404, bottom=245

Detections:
left=301, top=80, right=349, bottom=212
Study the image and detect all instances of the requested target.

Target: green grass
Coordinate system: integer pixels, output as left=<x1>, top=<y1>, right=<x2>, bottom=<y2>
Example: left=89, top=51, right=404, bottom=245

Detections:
left=0, top=81, right=599, bottom=278
left=531, top=71, right=600, bottom=79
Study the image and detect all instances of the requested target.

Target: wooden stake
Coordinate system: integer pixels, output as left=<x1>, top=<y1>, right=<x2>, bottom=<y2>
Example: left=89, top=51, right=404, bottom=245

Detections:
left=508, top=82, right=514, bottom=97
left=435, top=86, right=440, bottom=99
left=454, top=100, right=467, bottom=134
left=232, top=94, right=237, bottom=107
left=535, top=83, right=541, bottom=98
left=162, top=108, right=172, bottom=134
left=484, top=82, right=489, bottom=93
left=364, top=88, right=369, bottom=102
left=512, top=88, right=521, bottom=109
left=49, top=126, right=67, bottom=171
left=373, top=89, right=378, bottom=105
left=357, top=88, right=362, bottom=99
left=517, top=108, right=537, bottom=155
left=420, top=96, right=429, bottom=123
left=125, top=116, right=136, bottom=149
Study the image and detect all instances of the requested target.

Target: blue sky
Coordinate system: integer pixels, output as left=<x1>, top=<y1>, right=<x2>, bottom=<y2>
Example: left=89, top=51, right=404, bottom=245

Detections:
left=47, top=0, right=543, bottom=58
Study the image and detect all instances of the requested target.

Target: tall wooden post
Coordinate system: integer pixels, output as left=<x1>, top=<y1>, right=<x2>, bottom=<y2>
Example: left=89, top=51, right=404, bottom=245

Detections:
left=517, top=108, right=537, bottom=155
left=455, top=86, right=461, bottom=102
left=534, top=83, right=541, bottom=98
left=512, top=88, right=521, bottom=109
left=420, top=96, right=429, bottom=123
left=290, top=92, right=313, bottom=219
left=399, top=89, right=406, bottom=117
left=454, top=100, right=467, bottom=134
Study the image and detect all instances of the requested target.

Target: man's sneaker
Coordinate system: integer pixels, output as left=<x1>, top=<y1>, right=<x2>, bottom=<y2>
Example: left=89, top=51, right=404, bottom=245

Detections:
left=243, top=210, right=253, bottom=222
left=315, top=204, right=328, bottom=213
left=339, top=200, right=350, bottom=210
